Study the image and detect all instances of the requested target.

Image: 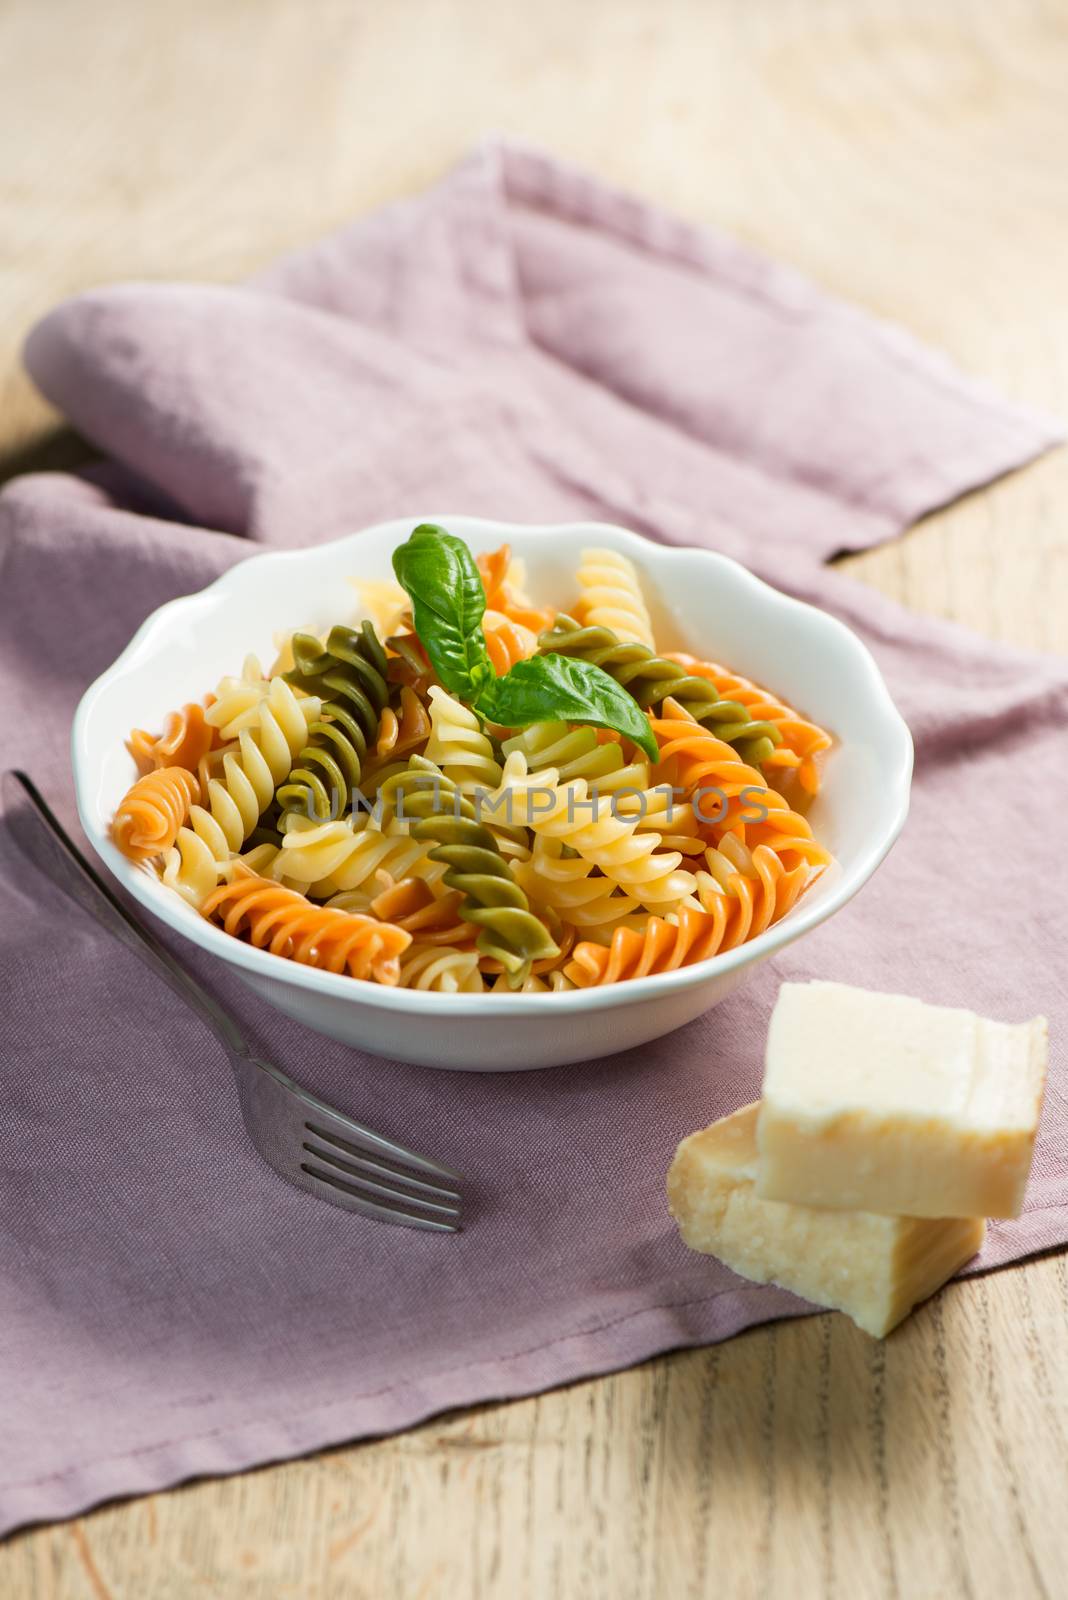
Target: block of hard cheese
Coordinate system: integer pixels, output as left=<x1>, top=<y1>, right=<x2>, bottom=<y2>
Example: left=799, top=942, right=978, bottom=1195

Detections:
left=755, top=982, right=1047, bottom=1218
left=667, top=1103, right=985, bottom=1338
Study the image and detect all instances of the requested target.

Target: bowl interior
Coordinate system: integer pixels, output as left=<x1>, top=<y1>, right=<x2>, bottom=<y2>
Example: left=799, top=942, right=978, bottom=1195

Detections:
left=73, top=515, right=912, bottom=1005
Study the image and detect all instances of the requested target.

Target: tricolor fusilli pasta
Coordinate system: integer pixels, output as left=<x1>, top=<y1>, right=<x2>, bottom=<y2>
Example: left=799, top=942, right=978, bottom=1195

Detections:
left=112, top=525, right=833, bottom=991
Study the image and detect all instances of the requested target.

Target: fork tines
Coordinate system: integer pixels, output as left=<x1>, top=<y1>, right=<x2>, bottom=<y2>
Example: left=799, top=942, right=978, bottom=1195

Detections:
left=301, top=1121, right=462, bottom=1232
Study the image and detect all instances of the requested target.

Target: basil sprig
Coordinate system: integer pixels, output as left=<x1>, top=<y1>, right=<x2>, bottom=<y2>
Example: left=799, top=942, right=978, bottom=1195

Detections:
left=392, top=525, right=658, bottom=761
left=392, top=524, right=495, bottom=704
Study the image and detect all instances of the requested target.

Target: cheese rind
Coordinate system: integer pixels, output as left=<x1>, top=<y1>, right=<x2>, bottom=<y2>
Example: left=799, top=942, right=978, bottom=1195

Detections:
left=667, top=1104, right=985, bottom=1338
left=755, top=982, right=1047, bottom=1218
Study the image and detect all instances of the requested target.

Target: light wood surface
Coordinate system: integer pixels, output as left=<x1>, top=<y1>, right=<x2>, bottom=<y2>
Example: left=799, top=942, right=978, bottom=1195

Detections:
left=3, top=1, right=1066, bottom=1595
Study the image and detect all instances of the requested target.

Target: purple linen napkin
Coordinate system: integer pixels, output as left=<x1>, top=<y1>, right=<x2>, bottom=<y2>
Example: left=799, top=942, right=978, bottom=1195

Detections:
left=0, top=139, right=1064, bottom=1535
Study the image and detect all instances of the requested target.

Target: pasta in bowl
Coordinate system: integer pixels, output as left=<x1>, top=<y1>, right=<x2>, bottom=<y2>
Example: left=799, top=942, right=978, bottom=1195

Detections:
left=72, top=517, right=911, bottom=1070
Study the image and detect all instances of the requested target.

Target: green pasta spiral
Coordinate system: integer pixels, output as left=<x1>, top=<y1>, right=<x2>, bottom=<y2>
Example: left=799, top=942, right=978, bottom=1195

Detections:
left=277, top=622, right=391, bottom=820
left=379, top=757, right=559, bottom=987
left=538, top=615, right=782, bottom=765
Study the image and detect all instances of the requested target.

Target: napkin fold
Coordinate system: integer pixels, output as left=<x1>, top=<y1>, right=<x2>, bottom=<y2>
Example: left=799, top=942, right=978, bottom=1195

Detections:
left=1, top=139, right=1064, bottom=1536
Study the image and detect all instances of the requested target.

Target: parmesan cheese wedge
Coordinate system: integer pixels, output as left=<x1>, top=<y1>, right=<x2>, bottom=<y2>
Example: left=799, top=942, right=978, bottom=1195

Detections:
left=667, top=1103, right=984, bottom=1338
left=755, top=982, right=1047, bottom=1219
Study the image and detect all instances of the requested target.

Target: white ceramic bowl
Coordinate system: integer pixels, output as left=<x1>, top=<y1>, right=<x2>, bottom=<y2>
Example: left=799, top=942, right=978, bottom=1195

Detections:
left=72, top=516, right=912, bottom=1071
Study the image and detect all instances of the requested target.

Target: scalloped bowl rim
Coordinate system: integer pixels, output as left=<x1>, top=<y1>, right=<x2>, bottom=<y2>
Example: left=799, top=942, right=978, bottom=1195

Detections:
left=72, top=515, right=913, bottom=1016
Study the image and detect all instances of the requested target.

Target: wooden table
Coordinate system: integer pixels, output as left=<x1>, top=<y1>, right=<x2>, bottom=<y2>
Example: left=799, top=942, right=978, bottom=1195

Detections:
left=3, top=1, right=1066, bottom=1594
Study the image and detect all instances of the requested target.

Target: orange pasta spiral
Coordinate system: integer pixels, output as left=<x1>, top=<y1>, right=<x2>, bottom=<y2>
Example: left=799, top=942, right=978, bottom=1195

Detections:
left=483, top=611, right=539, bottom=675
left=113, top=767, right=200, bottom=861
left=202, top=872, right=411, bottom=983
left=373, top=685, right=432, bottom=761
left=367, top=877, right=475, bottom=946
left=477, top=544, right=555, bottom=632
left=693, top=836, right=813, bottom=947
left=665, top=653, right=832, bottom=796
left=128, top=702, right=216, bottom=774
left=651, top=702, right=830, bottom=868
left=565, top=837, right=812, bottom=986
left=565, top=905, right=727, bottom=986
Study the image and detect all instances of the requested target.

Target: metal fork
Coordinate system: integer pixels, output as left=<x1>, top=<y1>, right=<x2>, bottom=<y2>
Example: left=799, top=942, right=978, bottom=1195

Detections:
left=2, top=771, right=462, bottom=1233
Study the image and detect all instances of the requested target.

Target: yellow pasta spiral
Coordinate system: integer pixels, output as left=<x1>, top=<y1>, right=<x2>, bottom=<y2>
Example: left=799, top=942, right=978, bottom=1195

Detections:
left=204, top=655, right=271, bottom=739
left=501, top=721, right=649, bottom=795
left=574, top=548, right=654, bottom=647
left=162, top=676, right=316, bottom=907
left=616, top=783, right=707, bottom=855
left=398, top=945, right=485, bottom=993
left=494, top=752, right=695, bottom=909
left=515, top=970, right=576, bottom=993
left=565, top=834, right=819, bottom=987
left=424, top=686, right=503, bottom=792
left=513, top=836, right=638, bottom=927
left=274, top=810, right=440, bottom=902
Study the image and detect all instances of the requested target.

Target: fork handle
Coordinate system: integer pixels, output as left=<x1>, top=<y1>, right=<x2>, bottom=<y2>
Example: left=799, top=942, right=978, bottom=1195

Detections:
left=7, top=771, right=250, bottom=1060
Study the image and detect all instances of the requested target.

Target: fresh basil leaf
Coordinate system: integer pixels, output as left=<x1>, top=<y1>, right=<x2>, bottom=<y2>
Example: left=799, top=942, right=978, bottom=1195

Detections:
left=391, top=525, right=658, bottom=760
left=392, top=524, right=493, bottom=701
left=478, top=654, right=658, bottom=762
